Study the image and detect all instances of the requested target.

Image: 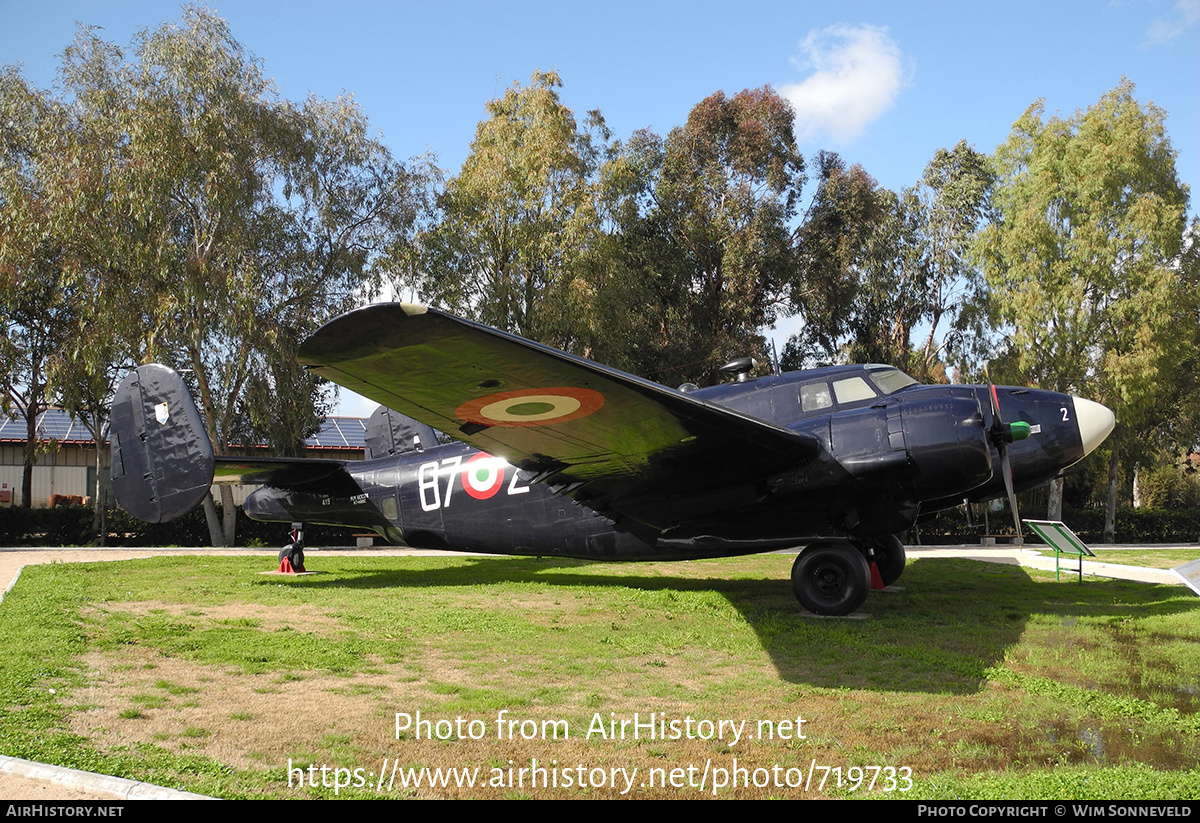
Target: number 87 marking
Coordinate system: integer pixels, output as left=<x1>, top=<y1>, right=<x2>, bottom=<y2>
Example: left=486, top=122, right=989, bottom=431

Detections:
left=418, top=454, right=529, bottom=512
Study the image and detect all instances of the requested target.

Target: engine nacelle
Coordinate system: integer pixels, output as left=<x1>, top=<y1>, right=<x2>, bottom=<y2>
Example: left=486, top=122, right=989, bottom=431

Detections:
left=829, top=394, right=992, bottom=501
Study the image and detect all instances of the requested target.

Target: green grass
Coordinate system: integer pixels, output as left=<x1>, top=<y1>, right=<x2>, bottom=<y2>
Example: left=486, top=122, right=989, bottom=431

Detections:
left=0, top=553, right=1194, bottom=799
left=1082, top=548, right=1200, bottom=570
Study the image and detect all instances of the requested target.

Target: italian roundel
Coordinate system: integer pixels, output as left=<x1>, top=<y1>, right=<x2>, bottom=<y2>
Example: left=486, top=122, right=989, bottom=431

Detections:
left=455, top=387, right=605, bottom=428
left=461, top=452, right=506, bottom=499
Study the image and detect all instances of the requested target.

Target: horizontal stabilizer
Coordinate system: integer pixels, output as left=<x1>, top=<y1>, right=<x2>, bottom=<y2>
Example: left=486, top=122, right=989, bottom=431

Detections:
left=212, top=456, right=350, bottom=486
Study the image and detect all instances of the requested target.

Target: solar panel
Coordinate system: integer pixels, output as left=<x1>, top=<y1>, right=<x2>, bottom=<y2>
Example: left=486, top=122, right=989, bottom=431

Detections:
left=4, top=409, right=367, bottom=451
left=305, top=417, right=366, bottom=449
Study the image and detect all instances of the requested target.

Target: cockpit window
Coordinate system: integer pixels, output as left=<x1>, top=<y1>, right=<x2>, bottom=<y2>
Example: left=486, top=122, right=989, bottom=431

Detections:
left=799, top=382, right=833, bottom=412
left=866, top=367, right=918, bottom=395
left=832, top=376, right=876, bottom=404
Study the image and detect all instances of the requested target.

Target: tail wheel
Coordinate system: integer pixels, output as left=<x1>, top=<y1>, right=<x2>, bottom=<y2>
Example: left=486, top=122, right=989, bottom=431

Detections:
left=278, top=543, right=305, bottom=572
left=869, top=535, right=906, bottom=587
left=791, top=542, right=871, bottom=616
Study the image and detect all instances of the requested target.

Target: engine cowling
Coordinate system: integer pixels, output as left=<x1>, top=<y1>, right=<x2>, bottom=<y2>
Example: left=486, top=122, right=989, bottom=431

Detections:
left=829, top=394, right=992, bottom=501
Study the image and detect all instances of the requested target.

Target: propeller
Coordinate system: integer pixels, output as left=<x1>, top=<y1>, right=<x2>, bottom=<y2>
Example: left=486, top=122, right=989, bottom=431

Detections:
left=984, top=367, right=1031, bottom=539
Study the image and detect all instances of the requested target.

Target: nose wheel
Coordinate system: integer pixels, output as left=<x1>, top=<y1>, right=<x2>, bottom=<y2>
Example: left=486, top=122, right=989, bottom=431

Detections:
left=791, top=541, right=870, bottom=615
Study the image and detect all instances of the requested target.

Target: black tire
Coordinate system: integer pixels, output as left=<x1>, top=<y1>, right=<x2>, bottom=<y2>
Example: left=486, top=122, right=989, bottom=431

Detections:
left=791, top=542, right=871, bottom=615
left=278, top=543, right=304, bottom=571
left=870, top=535, right=906, bottom=587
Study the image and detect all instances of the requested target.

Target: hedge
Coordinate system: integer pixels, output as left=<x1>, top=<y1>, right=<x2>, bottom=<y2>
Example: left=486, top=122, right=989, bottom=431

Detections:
left=0, top=504, right=366, bottom=548
left=916, top=506, right=1200, bottom=545
left=4, top=503, right=1198, bottom=548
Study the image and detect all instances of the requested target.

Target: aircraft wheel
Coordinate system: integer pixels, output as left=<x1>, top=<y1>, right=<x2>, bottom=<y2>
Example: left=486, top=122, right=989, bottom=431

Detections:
left=791, top=542, right=871, bottom=616
left=870, top=535, right=906, bottom=586
left=278, top=543, right=305, bottom=572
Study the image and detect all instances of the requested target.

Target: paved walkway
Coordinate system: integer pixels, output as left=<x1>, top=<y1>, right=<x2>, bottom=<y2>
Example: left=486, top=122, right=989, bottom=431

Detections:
left=0, top=543, right=1191, bottom=799
left=904, top=544, right=1187, bottom=585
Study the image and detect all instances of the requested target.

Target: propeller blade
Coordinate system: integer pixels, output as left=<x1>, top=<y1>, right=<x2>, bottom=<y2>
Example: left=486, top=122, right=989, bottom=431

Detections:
left=985, top=364, right=1023, bottom=539
left=1001, top=447, right=1022, bottom=539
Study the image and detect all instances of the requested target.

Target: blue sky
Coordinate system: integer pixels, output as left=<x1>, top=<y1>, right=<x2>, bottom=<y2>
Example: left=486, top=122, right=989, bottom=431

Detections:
left=3, top=1, right=1197, bottom=414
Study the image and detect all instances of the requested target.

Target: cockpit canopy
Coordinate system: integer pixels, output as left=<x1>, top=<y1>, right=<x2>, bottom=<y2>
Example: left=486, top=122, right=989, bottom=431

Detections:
left=692, top=363, right=921, bottom=424
left=797, top=365, right=918, bottom=414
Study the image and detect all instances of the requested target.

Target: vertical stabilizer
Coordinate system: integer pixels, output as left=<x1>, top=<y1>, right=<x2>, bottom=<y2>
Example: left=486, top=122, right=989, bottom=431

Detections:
left=364, top=405, right=438, bottom=459
left=110, top=364, right=215, bottom=522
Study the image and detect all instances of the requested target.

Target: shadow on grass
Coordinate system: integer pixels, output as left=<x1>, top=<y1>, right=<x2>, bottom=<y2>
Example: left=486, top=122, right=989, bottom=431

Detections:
left=253, top=553, right=1197, bottom=696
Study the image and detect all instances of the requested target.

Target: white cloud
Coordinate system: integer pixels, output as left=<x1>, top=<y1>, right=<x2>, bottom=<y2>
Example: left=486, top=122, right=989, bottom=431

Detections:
left=1144, top=0, right=1200, bottom=44
left=779, top=24, right=912, bottom=144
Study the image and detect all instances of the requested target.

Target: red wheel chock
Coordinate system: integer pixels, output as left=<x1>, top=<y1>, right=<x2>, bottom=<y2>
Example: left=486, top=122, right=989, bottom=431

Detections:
left=869, top=561, right=885, bottom=591
left=278, top=557, right=296, bottom=574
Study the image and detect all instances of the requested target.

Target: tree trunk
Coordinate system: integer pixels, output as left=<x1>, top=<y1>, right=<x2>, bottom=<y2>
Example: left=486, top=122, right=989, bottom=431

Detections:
left=1103, top=449, right=1119, bottom=543
left=203, top=494, right=227, bottom=547
left=220, top=484, right=237, bottom=546
left=1047, top=476, right=1064, bottom=521
left=93, top=444, right=106, bottom=545
left=21, top=403, right=36, bottom=509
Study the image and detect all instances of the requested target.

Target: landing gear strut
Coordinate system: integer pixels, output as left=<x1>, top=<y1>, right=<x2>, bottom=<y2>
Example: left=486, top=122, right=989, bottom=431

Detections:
left=791, top=541, right=870, bottom=616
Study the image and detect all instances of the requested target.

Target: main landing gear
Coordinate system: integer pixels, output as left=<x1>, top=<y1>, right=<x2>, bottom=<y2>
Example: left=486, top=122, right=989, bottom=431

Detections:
left=790, top=536, right=906, bottom=616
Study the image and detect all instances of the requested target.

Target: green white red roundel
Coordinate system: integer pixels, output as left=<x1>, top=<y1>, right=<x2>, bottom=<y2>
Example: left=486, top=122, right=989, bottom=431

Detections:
left=461, top=452, right=506, bottom=499
left=456, top=387, right=605, bottom=428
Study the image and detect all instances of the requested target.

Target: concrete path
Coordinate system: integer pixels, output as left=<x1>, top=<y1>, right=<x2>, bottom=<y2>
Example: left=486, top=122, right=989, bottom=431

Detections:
left=904, top=545, right=1188, bottom=585
left=0, top=754, right=212, bottom=800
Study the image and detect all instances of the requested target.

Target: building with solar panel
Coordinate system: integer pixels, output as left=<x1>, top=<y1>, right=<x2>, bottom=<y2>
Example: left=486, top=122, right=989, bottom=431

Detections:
left=0, top=409, right=367, bottom=507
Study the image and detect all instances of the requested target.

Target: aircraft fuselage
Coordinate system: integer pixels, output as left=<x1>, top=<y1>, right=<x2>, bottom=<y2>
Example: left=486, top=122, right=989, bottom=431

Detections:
left=243, top=368, right=1108, bottom=560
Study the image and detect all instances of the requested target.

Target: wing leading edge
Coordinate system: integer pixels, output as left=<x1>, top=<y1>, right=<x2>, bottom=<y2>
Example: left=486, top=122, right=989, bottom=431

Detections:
left=298, top=303, right=820, bottom=529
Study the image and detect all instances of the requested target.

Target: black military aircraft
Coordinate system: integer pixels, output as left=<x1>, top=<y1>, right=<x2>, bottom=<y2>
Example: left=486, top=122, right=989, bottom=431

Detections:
left=110, top=303, right=1115, bottom=615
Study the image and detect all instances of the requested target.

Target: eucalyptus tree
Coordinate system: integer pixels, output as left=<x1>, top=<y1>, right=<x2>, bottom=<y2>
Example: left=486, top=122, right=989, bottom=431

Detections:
left=908, top=141, right=993, bottom=380
left=404, top=71, right=607, bottom=355
left=0, top=68, right=81, bottom=509
left=784, top=144, right=991, bottom=382
left=784, top=151, right=894, bottom=370
left=976, top=80, right=1193, bottom=538
left=613, top=87, right=805, bottom=385
left=103, top=10, right=431, bottom=545
left=409, top=82, right=805, bottom=388
left=3, top=8, right=431, bottom=545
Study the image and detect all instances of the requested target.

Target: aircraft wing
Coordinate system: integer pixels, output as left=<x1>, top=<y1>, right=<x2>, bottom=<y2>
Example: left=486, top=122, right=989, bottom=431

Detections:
left=298, top=303, right=822, bottom=529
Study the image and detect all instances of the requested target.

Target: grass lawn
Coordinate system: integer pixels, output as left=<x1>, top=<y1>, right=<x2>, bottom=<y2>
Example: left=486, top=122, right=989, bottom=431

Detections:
left=0, top=552, right=1195, bottom=799
left=1081, top=548, right=1200, bottom=570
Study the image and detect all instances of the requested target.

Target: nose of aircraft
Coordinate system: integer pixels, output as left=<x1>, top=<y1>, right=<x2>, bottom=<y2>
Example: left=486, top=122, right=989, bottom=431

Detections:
left=1072, top=396, right=1115, bottom=456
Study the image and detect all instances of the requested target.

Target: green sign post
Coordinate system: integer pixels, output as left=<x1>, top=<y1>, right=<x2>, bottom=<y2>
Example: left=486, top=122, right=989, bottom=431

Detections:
left=1023, top=520, right=1096, bottom=583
